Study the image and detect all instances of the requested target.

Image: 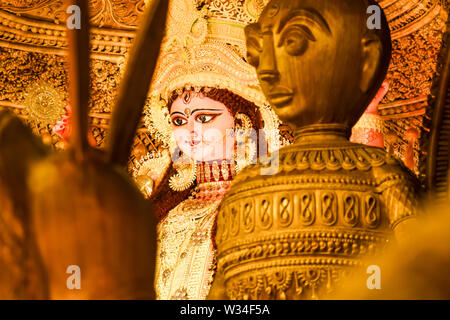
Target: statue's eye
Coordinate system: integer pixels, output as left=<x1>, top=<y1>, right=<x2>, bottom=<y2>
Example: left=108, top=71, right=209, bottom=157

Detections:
left=172, top=117, right=187, bottom=126
left=196, top=114, right=217, bottom=124
left=279, top=25, right=315, bottom=56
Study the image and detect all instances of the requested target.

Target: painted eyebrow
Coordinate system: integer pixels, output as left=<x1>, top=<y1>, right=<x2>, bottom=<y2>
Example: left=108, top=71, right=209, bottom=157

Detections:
left=191, top=108, right=223, bottom=114
left=170, top=109, right=223, bottom=116
left=277, top=8, right=331, bottom=35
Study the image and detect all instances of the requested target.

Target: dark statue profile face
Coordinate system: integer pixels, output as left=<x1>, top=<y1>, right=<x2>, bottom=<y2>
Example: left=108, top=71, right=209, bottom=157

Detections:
left=245, top=0, right=391, bottom=130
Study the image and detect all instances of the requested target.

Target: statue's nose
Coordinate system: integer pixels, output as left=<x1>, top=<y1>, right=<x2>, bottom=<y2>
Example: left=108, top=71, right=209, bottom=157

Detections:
left=259, top=31, right=279, bottom=84
left=258, top=69, right=280, bottom=85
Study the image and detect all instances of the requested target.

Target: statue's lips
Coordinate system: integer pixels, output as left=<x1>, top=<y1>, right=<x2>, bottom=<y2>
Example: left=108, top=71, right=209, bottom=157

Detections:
left=268, top=87, right=294, bottom=107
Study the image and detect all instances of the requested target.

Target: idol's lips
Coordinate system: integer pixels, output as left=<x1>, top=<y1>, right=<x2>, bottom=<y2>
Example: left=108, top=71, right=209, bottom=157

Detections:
left=268, top=87, right=294, bottom=107
left=188, top=140, right=201, bottom=146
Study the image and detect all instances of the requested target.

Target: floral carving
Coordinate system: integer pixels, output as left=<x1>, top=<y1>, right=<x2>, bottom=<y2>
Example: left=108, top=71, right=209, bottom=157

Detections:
left=383, top=16, right=446, bottom=103
left=1, top=0, right=146, bottom=28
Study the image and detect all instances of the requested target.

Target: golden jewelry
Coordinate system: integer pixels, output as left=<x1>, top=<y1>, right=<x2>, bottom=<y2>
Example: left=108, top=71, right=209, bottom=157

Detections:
left=204, top=162, right=211, bottom=182
left=221, top=160, right=230, bottom=181
left=212, top=161, right=220, bottom=182
left=22, top=81, right=65, bottom=127
left=234, top=113, right=257, bottom=173
left=169, top=155, right=197, bottom=192
left=235, top=137, right=257, bottom=174
left=133, top=149, right=172, bottom=177
left=183, top=91, right=192, bottom=104
left=235, top=113, right=253, bottom=131
left=230, top=159, right=237, bottom=178
left=133, top=149, right=172, bottom=197
left=197, top=162, right=205, bottom=182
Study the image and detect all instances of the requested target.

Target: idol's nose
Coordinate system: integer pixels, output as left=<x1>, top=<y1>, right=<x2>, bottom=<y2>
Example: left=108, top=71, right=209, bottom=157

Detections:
left=258, top=69, right=280, bottom=85
left=258, top=30, right=280, bottom=85
left=189, top=124, right=201, bottom=140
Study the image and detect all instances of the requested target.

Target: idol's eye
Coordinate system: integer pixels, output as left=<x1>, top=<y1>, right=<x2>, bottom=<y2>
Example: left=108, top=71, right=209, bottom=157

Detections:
left=279, top=25, right=315, bottom=56
left=195, top=114, right=218, bottom=124
left=172, top=117, right=187, bottom=126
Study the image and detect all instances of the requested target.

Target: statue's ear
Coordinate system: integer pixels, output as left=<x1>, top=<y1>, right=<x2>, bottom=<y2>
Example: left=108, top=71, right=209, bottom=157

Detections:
left=360, top=34, right=382, bottom=93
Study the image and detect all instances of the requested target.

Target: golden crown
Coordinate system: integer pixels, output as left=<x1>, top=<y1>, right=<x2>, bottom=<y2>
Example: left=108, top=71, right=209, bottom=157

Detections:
left=144, top=0, right=283, bottom=154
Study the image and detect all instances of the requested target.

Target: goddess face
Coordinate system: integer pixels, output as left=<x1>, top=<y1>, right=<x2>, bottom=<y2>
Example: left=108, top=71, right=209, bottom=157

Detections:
left=170, top=92, right=235, bottom=162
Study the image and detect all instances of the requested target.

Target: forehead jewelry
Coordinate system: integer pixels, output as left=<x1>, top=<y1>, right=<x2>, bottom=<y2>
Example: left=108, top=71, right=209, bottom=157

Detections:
left=184, top=108, right=191, bottom=118
left=182, top=91, right=191, bottom=104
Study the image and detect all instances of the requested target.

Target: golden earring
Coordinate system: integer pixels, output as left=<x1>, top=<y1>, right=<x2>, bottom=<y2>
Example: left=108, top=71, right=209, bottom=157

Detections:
left=234, top=113, right=257, bottom=173
left=235, top=138, right=257, bottom=174
left=235, top=113, right=253, bottom=131
left=169, top=153, right=197, bottom=192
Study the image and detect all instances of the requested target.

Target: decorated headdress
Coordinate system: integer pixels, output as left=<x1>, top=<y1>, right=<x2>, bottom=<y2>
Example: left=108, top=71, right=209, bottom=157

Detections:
left=144, top=0, right=283, bottom=154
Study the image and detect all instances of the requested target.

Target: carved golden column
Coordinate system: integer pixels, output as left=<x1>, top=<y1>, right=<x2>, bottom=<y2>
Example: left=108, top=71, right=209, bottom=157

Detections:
left=210, top=0, right=420, bottom=300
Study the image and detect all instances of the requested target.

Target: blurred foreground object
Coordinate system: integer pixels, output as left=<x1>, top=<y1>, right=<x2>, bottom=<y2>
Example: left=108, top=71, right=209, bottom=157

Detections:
left=0, top=0, right=168, bottom=299
left=327, top=201, right=450, bottom=299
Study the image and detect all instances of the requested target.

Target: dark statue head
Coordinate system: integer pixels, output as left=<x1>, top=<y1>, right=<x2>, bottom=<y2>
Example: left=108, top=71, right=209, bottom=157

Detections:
left=245, top=0, right=391, bottom=130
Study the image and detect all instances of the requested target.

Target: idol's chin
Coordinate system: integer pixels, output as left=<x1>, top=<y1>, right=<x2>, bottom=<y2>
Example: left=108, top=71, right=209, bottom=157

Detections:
left=271, top=103, right=296, bottom=121
left=191, top=152, right=210, bottom=163
left=193, top=153, right=224, bottom=163
left=272, top=99, right=307, bottom=128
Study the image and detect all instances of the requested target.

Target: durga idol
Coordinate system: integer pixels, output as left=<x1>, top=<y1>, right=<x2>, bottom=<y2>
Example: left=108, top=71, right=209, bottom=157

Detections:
left=132, top=0, right=288, bottom=300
